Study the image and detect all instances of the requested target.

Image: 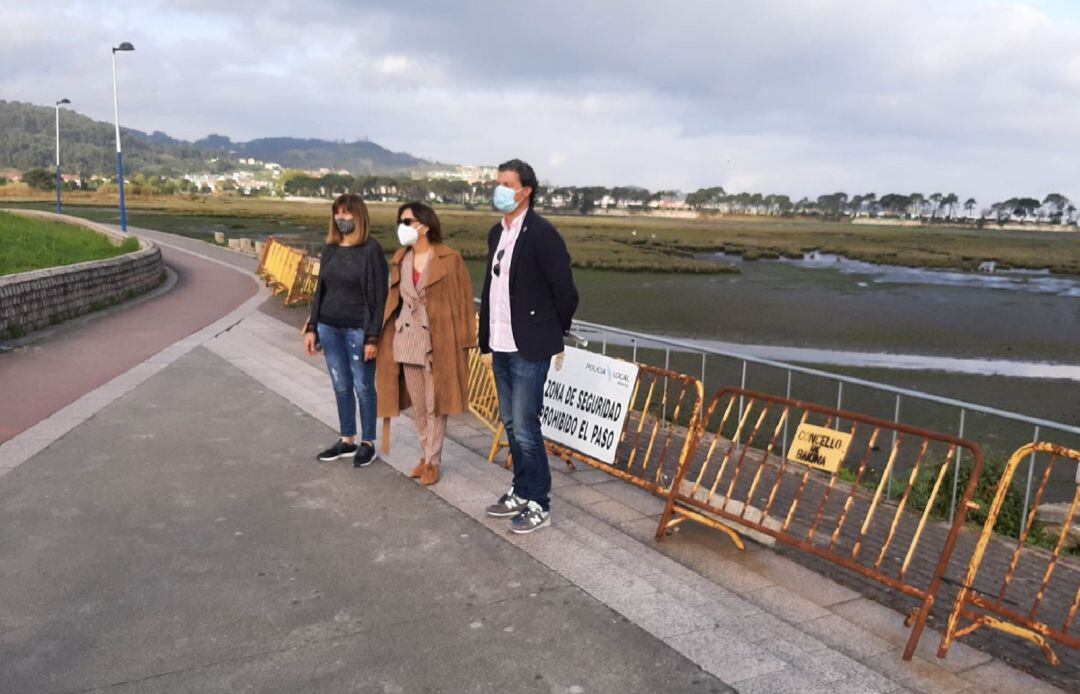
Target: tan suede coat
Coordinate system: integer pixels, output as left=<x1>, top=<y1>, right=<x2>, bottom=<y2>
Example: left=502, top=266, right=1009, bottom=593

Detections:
left=376, top=243, right=476, bottom=422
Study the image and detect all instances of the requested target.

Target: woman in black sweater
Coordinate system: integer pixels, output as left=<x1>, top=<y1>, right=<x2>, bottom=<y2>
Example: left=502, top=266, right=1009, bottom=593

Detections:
left=303, top=193, right=389, bottom=466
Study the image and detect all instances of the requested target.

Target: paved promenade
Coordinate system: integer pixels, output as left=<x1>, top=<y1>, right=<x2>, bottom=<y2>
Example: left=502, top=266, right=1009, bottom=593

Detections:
left=0, top=225, right=257, bottom=443
left=0, top=221, right=1071, bottom=692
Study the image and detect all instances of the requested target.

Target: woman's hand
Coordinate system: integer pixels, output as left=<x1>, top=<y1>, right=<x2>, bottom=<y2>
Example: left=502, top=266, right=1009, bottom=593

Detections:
left=304, top=331, right=318, bottom=356
left=364, top=344, right=377, bottom=361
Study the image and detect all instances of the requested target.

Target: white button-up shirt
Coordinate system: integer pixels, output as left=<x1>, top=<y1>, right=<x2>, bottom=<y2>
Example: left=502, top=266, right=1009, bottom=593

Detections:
left=489, top=211, right=526, bottom=352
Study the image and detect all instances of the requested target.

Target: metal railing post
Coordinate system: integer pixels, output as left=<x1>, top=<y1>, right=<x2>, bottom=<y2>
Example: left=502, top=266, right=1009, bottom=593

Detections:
left=889, top=395, right=901, bottom=500
left=737, top=360, right=748, bottom=433
left=663, top=347, right=671, bottom=421
left=601, top=330, right=607, bottom=356
left=783, top=369, right=792, bottom=453
left=1020, top=425, right=1040, bottom=541
left=950, top=409, right=966, bottom=523
left=836, top=382, right=844, bottom=430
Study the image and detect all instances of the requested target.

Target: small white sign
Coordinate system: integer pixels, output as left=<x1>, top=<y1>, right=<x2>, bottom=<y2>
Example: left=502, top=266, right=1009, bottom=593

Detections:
left=540, top=347, right=639, bottom=464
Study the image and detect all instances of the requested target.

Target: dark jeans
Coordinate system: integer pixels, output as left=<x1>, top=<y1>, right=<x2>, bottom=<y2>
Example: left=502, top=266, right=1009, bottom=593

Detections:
left=492, top=351, right=552, bottom=511
left=317, top=323, right=376, bottom=441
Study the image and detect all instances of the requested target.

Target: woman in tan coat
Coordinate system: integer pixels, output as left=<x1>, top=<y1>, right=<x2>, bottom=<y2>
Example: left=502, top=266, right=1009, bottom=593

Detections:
left=376, top=202, right=476, bottom=485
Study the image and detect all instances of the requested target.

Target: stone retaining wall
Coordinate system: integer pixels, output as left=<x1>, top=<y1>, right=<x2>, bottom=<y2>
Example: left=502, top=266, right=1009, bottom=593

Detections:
left=0, top=210, right=164, bottom=338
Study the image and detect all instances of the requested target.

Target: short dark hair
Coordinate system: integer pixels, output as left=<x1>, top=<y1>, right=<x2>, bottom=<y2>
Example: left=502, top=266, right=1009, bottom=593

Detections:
left=397, top=201, right=442, bottom=243
left=498, top=158, right=538, bottom=208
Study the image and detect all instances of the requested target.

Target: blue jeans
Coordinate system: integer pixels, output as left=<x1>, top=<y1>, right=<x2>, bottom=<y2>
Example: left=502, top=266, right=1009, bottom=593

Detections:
left=492, top=351, right=552, bottom=511
left=317, top=323, right=376, bottom=441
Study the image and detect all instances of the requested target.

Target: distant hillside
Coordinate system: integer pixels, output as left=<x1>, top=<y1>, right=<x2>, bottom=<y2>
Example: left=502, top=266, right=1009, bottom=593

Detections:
left=194, top=135, right=433, bottom=174
left=0, top=100, right=444, bottom=176
left=0, top=100, right=206, bottom=174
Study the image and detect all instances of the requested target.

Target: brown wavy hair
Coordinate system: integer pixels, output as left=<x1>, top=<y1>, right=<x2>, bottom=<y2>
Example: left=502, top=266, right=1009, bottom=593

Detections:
left=327, top=193, right=371, bottom=245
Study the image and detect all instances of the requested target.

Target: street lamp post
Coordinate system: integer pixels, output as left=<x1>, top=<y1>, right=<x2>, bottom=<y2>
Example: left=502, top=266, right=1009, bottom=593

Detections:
left=111, top=42, right=134, bottom=232
left=55, top=98, right=70, bottom=214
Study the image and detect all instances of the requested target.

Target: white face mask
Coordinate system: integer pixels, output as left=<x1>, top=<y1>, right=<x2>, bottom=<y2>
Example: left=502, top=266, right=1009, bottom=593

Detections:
left=397, top=223, right=419, bottom=247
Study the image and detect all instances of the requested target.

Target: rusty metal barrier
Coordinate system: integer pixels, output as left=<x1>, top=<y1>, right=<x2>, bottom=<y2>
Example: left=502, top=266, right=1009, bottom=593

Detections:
left=938, top=442, right=1080, bottom=666
left=546, top=365, right=704, bottom=498
left=657, top=387, right=985, bottom=660
left=289, top=254, right=320, bottom=306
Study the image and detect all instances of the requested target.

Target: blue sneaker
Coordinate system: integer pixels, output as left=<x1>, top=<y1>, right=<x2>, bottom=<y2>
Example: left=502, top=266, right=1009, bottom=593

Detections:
left=509, top=501, right=550, bottom=534
left=485, top=487, right=528, bottom=518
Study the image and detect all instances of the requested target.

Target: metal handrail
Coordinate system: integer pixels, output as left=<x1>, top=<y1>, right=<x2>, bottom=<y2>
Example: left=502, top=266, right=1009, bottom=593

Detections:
left=468, top=295, right=1077, bottom=436
left=567, top=317, right=1080, bottom=437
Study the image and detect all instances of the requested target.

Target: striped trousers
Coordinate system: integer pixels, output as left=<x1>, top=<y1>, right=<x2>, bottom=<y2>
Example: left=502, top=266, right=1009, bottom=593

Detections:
left=403, top=363, right=447, bottom=467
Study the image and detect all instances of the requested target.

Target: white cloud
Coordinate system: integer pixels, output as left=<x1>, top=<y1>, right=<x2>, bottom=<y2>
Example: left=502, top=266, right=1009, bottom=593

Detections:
left=2, top=0, right=1080, bottom=202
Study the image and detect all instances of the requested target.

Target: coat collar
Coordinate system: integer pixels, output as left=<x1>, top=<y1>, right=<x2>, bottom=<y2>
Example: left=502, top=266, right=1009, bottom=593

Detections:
left=390, top=243, right=451, bottom=289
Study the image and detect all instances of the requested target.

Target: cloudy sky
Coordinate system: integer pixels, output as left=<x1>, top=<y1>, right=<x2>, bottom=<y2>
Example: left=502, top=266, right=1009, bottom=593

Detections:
left=3, top=0, right=1080, bottom=202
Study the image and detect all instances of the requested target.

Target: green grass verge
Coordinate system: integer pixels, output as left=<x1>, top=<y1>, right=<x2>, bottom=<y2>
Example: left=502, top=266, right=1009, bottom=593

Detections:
left=0, top=211, right=139, bottom=275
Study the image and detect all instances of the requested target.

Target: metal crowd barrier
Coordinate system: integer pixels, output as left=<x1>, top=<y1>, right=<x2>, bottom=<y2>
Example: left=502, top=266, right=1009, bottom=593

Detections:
left=938, top=442, right=1080, bottom=666
left=256, top=237, right=310, bottom=305
left=657, top=387, right=985, bottom=661
left=465, top=347, right=510, bottom=466
left=290, top=255, right=320, bottom=306
left=545, top=364, right=705, bottom=500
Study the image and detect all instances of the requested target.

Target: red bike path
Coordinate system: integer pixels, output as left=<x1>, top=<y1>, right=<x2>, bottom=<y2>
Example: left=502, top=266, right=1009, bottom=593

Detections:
left=0, top=225, right=259, bottom=443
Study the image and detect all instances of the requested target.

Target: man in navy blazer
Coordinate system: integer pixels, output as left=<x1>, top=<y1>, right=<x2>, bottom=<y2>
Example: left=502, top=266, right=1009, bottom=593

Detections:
left=480, top=158, right=578, bottom=533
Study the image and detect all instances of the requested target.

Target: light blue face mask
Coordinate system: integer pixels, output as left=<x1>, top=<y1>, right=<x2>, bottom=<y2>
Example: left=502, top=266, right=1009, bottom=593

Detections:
left=493, top=185, right=520, bottom=214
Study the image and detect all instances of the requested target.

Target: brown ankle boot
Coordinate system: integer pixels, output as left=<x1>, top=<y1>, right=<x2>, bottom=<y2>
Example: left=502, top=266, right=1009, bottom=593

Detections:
left=408, top=459, right=427, bottom=478
left=420, top=463, right=440, bottom=486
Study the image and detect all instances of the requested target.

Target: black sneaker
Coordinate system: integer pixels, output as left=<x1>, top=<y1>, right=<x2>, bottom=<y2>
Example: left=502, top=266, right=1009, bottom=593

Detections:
left=485, top=487, right=528, bottom=518
left=353, top=442, right=376, bottom=468
left=510, top=501, right=550, bottom=534
left=318, top=440, right=358, bottom=462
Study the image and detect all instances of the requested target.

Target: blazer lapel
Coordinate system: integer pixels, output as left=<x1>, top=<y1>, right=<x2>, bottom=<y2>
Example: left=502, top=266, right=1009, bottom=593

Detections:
left=423, top=247, right=449, bottom=289
left=389, top=247, right=406, bottom=289
left=508, top=210, right=531, bottom=290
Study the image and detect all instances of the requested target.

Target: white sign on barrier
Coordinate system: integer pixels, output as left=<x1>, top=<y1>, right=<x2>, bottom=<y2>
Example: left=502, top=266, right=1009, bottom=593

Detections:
left=540, top=347, right=639, bottom=464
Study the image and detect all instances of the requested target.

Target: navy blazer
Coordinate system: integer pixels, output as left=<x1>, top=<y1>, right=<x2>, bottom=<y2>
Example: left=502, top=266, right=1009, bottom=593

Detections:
left=479, top=208, right=579, bottom=361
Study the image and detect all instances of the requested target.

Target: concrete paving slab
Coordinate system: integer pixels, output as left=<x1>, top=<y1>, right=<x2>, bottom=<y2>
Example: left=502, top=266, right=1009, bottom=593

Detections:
left=590, top=479, right=669, bottom=516
left=666, top=626, right=789, bottom=684
left=864, top=650, right=972, bottom=694
left=832, top=598, right=993, bottom=674
left=588, top=498, right=646, bottom=525
left=747, top=584, right=834, bottom=623
left=0, top=348, right=730, bottom=694
left=731, top=547, right=862, bottom=607
left=797, top=614, right=895, bottom=660
left=957, top=660, right=1067, bottom=694
left=555, top=483, right=615, bottom=507
left=563, top=467, right=617, bottom=485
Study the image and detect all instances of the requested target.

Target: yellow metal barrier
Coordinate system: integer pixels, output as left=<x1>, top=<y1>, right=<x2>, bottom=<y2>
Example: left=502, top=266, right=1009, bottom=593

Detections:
left=257, top=237, right=309, bottom=305
left=938, top=442, right=1080, bottom=666
left=466, top=347, right=511, bottom=466
left=658, top=387, right=986, bottom=661
left=545, top=364, right=704, bottom=497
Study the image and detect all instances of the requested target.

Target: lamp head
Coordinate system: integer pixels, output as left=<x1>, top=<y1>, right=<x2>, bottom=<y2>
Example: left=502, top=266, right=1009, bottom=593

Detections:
left=57, top=98, right=71, bottom=105
left=113, top=42, right=135, bottom=52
